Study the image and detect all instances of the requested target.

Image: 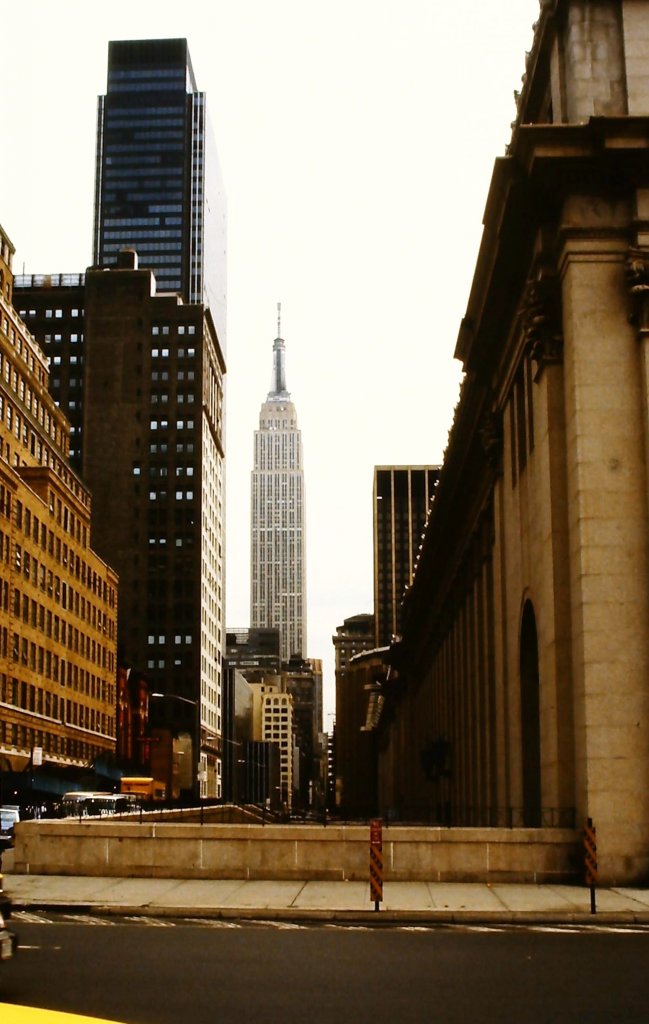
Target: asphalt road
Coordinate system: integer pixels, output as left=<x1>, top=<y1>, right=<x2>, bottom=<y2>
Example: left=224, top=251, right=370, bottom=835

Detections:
left=2, top=915, right=649, bottom=1023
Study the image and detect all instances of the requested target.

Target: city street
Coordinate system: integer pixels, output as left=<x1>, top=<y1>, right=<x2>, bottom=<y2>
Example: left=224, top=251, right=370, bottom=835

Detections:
left=2, top=915, right=649, bottom=1023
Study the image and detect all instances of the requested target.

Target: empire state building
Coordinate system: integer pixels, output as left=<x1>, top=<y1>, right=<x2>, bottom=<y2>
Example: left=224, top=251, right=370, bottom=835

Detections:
left=251, top=308, right=306, bottom=661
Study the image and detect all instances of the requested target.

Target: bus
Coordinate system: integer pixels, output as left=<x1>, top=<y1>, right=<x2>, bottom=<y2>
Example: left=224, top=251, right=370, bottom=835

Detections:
left=58, top=792, right=140, bottom=818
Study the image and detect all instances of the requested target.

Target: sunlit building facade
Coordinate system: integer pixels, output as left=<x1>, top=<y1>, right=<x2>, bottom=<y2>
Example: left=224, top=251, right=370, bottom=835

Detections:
left=0, top=223, right=118, bottom=779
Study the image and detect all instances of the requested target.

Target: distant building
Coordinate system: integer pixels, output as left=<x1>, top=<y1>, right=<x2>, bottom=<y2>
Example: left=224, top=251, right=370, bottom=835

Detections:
left=250, top=308, right=306, bottom=662
left=226, top=631, right=322, bottom=810
left=250, top=679, right=294, bottom=810
left=334, top=648, right=387, bottom=819
left=333, top=613, right=375, bottom=675
left=373, top=466, right=439, bottom=647
left=225, top=627, right=281, bottom=682
left=0, top=223, right=118, bottom=793
left=282, top=655, right=323, bottom=810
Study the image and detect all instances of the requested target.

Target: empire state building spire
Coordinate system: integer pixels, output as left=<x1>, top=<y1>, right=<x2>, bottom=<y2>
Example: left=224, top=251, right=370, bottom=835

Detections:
left=268, top=302, right=290, bottom=400
left=251, top=304, right=306, bottom=662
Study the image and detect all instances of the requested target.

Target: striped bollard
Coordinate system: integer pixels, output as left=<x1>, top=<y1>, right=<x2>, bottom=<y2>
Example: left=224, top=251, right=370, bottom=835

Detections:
left=584, top=817, right=597, bottom=915
left=370, top=818, right=383, bottom=911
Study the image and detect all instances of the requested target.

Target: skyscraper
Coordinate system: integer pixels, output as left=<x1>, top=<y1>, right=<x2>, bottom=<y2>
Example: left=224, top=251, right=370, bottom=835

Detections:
left=93, top=38, right=227, bottom=348
left=373, top=466, right=439, bottom=647
left=81, top=253, right=226, bottom=799
left=251, top=308, right=306, bottom=662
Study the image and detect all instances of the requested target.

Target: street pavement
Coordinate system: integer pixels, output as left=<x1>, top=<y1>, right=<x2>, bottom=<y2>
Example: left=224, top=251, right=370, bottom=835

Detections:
left=5, top=866, right=649, bottom=924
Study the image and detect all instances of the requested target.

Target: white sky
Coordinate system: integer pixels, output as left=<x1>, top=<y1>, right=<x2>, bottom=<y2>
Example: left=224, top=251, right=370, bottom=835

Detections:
left=2, top=0, right=540, bottom=723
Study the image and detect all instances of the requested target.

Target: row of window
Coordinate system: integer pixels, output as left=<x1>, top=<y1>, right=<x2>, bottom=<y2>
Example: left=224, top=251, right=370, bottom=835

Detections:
left=2, top=312, right=47, bottom=385
left=0, top=541, right=115, bottom=638
left=103, top=191, right=183, bottom=203
left=152, top=324, right=196, bottom=336
left=0, top=720, right=113, bottom=763
left=5, top=497, right=114, bottom=602
left=136, top=464, right=194, bottom=476
left=152, top=347, right=196, bottom=359
left=150, top=418, right=195, bottom=431
left=0, top=349, right=61, bottom=445
left=34, top=308, right=82, bottom=319
left=0, top=626, right=115, bottom=683
left=4, top=576, right=114, bottom=648
left=151, top=370, right=194, bottom=381
left=1, top=670, right=111, bottom=716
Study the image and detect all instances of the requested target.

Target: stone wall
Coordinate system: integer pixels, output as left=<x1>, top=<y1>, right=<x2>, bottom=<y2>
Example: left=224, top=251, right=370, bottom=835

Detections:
left=10, top=820, right=581, bottom=884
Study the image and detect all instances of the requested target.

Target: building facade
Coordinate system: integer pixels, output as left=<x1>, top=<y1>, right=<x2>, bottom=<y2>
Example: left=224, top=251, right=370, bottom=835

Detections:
left=251, top=311, right=306, bottom=662
left=93, top=38, right=227, bottom=348
left=0, top=223, right=118, bottom=790
left=333, top=613, right=375, bottom=676
left=282, top=655, right=323, bottom=810
left=18, top=253, right=226, bottom=796
left=373, top=0, right=649, bottom=884
left=225, top=627, right=281, bottom=682
left=85, top=252, right=225, bottom=797
left=12, top=276, right=85, bottom=474
left=373, top=466, right=439, bottom=647
left=250, top=679, right=294, bottom=810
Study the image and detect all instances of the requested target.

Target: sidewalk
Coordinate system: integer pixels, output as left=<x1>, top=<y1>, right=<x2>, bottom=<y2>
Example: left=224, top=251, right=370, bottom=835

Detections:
left=5, top=871, right=649, bottom=924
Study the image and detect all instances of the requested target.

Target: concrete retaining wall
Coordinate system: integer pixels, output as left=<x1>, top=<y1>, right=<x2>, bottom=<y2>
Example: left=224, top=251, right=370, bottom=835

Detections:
left=10, top=821, right=582, bottom=883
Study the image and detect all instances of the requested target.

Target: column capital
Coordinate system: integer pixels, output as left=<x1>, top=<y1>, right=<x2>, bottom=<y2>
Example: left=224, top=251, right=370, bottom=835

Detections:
left=521, top=278, right=564, bottom=380
left=479, top=410, right=503, bottom=475
left=626, top=248, right=649, bottom=338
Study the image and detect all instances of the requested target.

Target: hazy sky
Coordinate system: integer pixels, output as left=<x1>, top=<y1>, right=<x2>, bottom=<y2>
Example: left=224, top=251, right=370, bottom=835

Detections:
left=3, top=0, right=540, bottom=722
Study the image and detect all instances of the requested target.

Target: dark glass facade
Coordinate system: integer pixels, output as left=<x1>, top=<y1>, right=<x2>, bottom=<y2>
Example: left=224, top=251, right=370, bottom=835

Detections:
left=373, top=466, right=440, bottom=647
left=93, top=39, right=227, bottom=351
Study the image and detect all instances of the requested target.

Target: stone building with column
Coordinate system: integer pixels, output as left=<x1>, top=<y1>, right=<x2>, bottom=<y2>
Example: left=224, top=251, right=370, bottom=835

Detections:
left=375, top=0, right=649, bottom=884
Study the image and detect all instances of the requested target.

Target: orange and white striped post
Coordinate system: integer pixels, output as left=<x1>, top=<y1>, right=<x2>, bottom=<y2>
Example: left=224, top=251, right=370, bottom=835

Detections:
left=584, top=818, right=597, bottom=915
left=370, top=818, right=383, bottom=911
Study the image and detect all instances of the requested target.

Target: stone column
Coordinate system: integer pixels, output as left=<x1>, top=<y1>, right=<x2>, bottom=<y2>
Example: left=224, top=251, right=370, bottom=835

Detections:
left=560, top=196, right=649, bottom=883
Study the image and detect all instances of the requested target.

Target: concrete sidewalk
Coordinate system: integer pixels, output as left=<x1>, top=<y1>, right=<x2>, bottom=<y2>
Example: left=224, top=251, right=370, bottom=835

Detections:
left=5, top=872, right=649, bottom=924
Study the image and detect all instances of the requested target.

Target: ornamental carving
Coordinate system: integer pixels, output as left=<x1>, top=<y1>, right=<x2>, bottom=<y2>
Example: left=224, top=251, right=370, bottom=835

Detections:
left=520, top=277, right=563, bottom=378
left=479, top=411, right=503, bottom=473
left=626, top=248, right=649, bottom=337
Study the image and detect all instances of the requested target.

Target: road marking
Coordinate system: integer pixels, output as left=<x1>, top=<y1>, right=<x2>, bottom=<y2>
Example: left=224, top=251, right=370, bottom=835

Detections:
left=13, top=912, right=55, bottom=925
left=10, top=912, right=649, bottom=935
left=121, top=916, right=175, bottom=927
left=58, top=914, right=117, bottom=926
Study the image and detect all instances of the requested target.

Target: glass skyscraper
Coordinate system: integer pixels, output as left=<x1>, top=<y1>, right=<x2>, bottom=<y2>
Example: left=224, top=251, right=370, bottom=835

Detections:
left=93, top=38, right=227, bottom=350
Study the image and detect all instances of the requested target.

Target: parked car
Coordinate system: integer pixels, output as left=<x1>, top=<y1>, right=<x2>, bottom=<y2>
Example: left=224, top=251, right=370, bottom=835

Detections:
left=0, top=872, right=17, bottom=966
left=0, top=808, right=20, bottom=857
left=0, top=807, right=20, bottom=838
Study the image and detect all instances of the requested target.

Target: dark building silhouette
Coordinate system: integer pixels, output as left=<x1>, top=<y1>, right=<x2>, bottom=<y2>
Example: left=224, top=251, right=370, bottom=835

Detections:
left=373, top=466, right=439, bottom=647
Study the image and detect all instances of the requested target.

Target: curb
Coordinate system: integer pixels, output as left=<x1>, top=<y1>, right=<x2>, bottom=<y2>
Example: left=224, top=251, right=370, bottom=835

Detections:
left=10, top=901, right=649, bottom=927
